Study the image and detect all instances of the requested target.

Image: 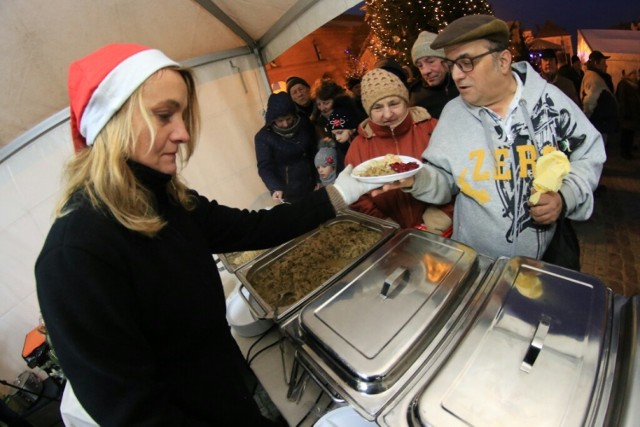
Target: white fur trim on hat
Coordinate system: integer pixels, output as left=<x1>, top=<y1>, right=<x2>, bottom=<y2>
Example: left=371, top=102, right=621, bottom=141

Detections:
left=81, top=49, right=178, bottom=146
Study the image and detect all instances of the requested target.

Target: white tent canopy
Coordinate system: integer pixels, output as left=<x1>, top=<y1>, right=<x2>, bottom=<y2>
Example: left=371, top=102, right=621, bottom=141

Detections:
left=0, top=0, right=360, bottom=392
left=576, top=29, right=640, bottom=87
left=1, top=0, right=360, bottom=149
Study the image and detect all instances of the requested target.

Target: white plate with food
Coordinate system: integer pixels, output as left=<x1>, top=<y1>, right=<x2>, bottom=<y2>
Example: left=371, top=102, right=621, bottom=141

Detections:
left=351, top=154, right=422, bottom=184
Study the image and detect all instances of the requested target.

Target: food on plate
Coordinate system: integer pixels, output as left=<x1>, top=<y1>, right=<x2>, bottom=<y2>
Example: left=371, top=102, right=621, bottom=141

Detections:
left=250, top=222, right=381, bottom=307
left=354, top=154, right=420, bottom=177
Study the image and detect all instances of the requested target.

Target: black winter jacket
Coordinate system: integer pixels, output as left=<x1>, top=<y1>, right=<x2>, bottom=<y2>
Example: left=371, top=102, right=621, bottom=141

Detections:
left=35, top=162, right=336, bottom=426
left=254, top=115, right=317, bottom=202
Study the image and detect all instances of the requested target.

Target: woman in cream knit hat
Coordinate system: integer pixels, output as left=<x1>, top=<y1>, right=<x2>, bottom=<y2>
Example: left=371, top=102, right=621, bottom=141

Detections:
left=345, top=67, right=454, bottom=233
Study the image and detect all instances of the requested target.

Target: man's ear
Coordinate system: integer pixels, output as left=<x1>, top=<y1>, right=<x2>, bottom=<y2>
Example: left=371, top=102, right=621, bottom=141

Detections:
left=498, top=49, right=513, bottom=73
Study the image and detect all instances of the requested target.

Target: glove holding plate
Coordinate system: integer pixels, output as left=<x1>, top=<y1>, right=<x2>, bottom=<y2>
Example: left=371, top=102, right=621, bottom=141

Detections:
left=332, top=165, right=382, bottom=205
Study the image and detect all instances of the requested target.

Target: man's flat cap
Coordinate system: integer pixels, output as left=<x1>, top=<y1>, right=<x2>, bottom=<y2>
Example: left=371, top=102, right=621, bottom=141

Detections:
left=431, top=14, right=510, bottom=49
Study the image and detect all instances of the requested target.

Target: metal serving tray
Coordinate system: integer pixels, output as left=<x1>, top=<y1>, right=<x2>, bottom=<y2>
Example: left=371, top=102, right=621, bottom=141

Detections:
left=217, top=249, right=271, bottom=273
left=378, top=256, right=632, bottom=427
left=284, top=229, right=486, bottom=420
left=235, top=210, right=398, bottom=323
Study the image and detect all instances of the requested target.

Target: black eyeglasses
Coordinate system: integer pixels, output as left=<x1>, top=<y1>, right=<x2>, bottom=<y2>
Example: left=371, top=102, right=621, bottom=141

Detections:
left=443, top=48, right=502, bottom=73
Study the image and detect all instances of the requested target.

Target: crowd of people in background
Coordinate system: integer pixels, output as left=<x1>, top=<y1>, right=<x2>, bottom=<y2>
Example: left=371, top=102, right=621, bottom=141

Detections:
left=534, top=48, right=640, bottom=160
left=252, top=13, right=640, bottom=269
left=256, top=23, right=639, bottom=217
left=254, top=28, right=467, bottom=231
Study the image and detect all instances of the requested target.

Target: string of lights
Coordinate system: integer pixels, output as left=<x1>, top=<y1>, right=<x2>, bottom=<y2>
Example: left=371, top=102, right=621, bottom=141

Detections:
left=363, top=0, right=494, bottom=66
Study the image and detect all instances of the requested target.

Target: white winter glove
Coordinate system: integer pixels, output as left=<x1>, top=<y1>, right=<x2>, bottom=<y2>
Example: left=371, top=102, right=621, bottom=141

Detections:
left=332, top=165, right=381, bottom=205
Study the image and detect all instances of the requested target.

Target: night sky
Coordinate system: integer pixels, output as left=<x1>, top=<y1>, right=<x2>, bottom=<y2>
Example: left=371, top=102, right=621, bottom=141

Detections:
left=488, top=0, right=639, bottom=36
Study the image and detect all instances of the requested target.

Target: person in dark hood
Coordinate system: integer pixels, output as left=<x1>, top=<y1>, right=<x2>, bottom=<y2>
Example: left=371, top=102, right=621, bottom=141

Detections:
left=255, top=92, right=319, bottom=203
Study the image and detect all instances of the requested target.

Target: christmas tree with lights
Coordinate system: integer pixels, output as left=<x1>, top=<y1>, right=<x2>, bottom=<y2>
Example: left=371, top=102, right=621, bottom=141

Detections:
left=364, top=0, right=494, bottom=66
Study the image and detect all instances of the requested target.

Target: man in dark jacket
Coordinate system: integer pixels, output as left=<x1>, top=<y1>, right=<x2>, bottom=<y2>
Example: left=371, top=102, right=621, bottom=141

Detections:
left=409, top=31, right=459, bottom=118
left=538, top=49, right=579, bottom=105
left=255, top=92, right=318, bottom=203
left=559, top=54, right=584, bottom=95
left=581, top=51, right=618, bottom=144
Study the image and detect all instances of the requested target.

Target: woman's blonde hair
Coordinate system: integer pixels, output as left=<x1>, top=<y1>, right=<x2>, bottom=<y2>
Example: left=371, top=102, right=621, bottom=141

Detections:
left=55, top=67, right=200, bottom=237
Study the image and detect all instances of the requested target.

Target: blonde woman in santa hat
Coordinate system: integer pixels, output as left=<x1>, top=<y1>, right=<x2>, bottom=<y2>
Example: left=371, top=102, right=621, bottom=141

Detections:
left=34, top=44, right=379, bottom=426
left=345, top=67, right=454, bottom=233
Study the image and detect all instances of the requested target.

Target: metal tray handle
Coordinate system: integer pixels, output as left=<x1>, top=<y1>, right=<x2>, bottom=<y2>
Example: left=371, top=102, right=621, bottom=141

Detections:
left=380, top=266, right=409, bottom=299
left=294, top=351, right=345, bottom=404
left=520, top=314, right=552, bottom=373
left=238, top=284, right=269, bottom=320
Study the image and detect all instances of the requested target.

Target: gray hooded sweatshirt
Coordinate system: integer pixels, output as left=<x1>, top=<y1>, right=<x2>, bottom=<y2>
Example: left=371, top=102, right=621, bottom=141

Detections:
left=410, top=61, right=606, bottom=259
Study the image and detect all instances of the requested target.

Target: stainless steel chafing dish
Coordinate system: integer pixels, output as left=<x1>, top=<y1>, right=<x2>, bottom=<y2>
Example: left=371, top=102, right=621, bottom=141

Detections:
left=377, top=257, right=640, bottom=427
left=217, top=249, right=270, bottom=273
left=281, top=229, right=486, bottom=420
left=281, top=230, right=640, bottom=425
left=235, top=210, right=398, bottom=323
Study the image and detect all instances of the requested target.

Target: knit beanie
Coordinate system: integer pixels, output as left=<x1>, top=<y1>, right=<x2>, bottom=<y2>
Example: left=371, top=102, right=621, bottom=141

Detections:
left=328, top=106, right=358, bottom=131
left=68, top=43, right=178, bottom=152
left=265, top=92, right=297, bottom=123
left=373, top=57, right=408, bottom=86
left=314, top=147, right=337, bottom=168
left=411, top=31, right=445, bottom=64
left=286, top=76, right=310, bottom=93
left=360, top=68, right=410, bottom=115
left=315, top=147, right=337, bottom=185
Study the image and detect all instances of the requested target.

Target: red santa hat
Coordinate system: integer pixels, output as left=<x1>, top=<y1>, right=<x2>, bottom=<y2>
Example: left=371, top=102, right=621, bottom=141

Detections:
left=68, top=43, right=178, bottom=152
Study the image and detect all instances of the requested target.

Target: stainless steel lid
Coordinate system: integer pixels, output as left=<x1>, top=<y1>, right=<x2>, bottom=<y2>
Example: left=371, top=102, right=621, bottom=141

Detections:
left=379, top=256, right=614, bottom=427
left=298, top=229, right=479, bottom=394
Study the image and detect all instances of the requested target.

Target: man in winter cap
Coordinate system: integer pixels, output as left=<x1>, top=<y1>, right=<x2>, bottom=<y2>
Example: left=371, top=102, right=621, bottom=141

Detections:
left=538, top=48, right=579, bottom=105
left=581, top=50, right=618, bottom=145
left=377, top=14, right=605, bottom=268
left=286, top=76, right=314, bottom=118
left=409, top=31, right=459, bottom=118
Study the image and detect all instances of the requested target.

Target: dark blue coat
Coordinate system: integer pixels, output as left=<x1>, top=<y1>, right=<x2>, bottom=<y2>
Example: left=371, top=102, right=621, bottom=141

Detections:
left=255, top=115, right=318, bottom=202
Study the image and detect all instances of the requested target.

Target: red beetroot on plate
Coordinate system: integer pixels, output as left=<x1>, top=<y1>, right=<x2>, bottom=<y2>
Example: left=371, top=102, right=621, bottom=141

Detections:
left=389, top=161, right=419, bottom=173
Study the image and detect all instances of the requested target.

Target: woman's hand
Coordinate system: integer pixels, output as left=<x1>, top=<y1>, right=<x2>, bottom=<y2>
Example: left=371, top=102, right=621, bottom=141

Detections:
left=272, top=191, right=284, bottom=202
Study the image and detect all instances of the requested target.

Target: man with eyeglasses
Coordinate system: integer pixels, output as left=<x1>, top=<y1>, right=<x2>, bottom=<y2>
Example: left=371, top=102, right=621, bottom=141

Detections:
left=409, top=31, right=459, bottom=119
left=377, top=15, right=605, bottom=265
